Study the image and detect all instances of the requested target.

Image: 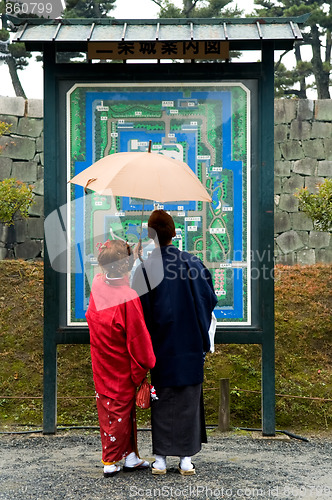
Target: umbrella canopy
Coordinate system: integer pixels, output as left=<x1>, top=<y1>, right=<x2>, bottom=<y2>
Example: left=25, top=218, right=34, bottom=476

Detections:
left=69, top=149, right=212, bottom=203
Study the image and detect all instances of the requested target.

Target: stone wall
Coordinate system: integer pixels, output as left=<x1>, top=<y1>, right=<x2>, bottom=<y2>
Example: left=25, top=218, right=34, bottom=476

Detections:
left=274, top=99, right=332, bottom=264
left=0, top=97, right=43, bottom=259
left=0, top=96, right=331, bottom=263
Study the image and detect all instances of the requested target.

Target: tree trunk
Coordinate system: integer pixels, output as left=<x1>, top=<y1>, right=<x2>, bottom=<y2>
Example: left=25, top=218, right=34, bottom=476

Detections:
left=183, top=0, right=196, bottom=17
left=311, top=25, right=331, bottom=99
left=294, top=44, right=307, bottom=100
left=6, top=56, right=27, bottom=99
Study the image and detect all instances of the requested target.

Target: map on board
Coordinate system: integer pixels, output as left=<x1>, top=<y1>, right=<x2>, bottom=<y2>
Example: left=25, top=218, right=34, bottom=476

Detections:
left=67, top=83, right=251, bottom=326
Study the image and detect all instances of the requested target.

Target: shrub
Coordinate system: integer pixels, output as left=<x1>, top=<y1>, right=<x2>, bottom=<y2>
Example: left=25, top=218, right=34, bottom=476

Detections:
left=295, top=178, right=332, bottom=232
left=0, top=178, right=34, bottom=226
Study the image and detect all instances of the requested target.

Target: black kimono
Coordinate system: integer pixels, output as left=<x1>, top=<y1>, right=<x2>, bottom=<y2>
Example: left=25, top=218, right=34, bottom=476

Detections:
left=132, top=244, right=217, bottom=457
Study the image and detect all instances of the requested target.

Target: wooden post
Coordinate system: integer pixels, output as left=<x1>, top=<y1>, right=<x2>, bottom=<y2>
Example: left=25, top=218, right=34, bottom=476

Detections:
left=218, top=378, right=230, bottom=431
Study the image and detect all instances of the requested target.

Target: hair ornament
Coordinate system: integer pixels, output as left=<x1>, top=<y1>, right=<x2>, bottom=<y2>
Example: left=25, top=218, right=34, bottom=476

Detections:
left=96, top=239, right=112, bottom=253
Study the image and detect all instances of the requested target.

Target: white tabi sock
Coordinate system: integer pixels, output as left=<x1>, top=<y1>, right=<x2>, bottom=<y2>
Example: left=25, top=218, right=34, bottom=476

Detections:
left=104, top=463, right=120, bottom=474
left=124, top=452, right=149, bottom=467
left=180, top=456, right=193, bottom=471
left=154, top=455, right=167, bottom=470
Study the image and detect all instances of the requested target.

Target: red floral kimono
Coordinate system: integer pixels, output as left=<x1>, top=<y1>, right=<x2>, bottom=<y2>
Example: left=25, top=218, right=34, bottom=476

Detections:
left=86, top=274, right=156, bottom=465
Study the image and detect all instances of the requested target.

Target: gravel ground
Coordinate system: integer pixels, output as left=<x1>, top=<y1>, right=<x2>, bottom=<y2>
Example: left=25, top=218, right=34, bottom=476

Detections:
left=0, top=430, right=331, bottom=500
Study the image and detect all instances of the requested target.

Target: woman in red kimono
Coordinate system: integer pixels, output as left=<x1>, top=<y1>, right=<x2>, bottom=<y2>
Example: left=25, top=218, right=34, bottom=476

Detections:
left=86, top=240, right=156, bottom=478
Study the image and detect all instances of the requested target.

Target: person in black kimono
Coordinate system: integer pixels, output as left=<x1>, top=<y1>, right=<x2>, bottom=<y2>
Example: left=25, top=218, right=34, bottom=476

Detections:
left=132, top=210, right=217, bottom=475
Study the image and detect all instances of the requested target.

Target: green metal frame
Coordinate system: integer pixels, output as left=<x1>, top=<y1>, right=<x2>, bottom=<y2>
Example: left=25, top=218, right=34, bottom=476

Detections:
left=43, top=54, right=275, bottom=435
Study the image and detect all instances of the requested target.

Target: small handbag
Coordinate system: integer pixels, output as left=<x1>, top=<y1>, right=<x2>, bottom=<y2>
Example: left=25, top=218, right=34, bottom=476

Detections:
left=136, top=377, right=151, bottom=409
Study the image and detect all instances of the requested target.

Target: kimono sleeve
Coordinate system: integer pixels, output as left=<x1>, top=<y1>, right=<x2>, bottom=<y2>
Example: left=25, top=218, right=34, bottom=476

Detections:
left=187, top=257, right=218, bottom=352
left=125, top=296, right=156, bottom=387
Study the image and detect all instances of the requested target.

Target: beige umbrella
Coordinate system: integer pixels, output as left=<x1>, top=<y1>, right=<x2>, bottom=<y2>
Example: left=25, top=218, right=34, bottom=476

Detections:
left=69, top=142, right=211, bottom=203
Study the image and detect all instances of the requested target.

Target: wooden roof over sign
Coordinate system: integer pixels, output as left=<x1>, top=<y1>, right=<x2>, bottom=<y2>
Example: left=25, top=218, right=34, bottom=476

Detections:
left=9, top=14, right=307, bottom=58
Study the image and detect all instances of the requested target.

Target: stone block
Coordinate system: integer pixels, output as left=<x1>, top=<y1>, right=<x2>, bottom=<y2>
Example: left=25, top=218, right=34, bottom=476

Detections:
left=324, top=138, right=332, bottom=160
left=296, top=249, right=316, bottom=265
left=297, top=100, right=314, bottom=121
left=0, top=96, right=25, bottom=117
left=0, top=248, right=8, bottom=260
left=274, top=99, right=296, bottom=124
left=298, top=231, right=309, bottom=246
left=37, top=165, right=44, bottom=180
left=309, top=231, right=330, bottom=249
left=293, top=158, right=317, bottom=176
left=27, top=99, right=43, bottom=119
left=278, top=194, right=299, bottom=213
left=17, top=117, right=43, bottom=138
left=291, top=212, right=313, bottom=231
left=28, top=195, right=44, bottom=217
left=282, top=174, right=304, bottom=194
left=276, top=230, right=304, bottom=254
left=40, top=153, right=44, bottom=166
left=33, top=179, right=44, bottom=196
left=274, top=124, right=288, bottom=142
left=0, top=223, right=8, bottom=244
left=274, top=177, right=281, bottom=194
left=275, top=253, right=297, bottom=265
left=280, top=141, right=304, bottom=161
left=311, top=121, right=332, bottom=139
left=302, top=139, right=325, bottom=160
left=274, top=194, right=280, bottom=207
left=275, top=160, right=291, bottom=177
left=305, top=176, right=325, bottom=193
left=274, top=143, right=282, bottom=161
left=0, top=115, right=18, bottom=134
left=0, top=135, right=36, bottom=160
left=15, top=240, right=42, bottom=260
left=274, top=212, right=291, bottom=233
left=11, top=161, right=38, bottom=183
left=315, top=99, right=332, bottom=121
left=290, top=120, right=311, bottom=140
left=36, top=134, right=44, bottom=153
left=27, top=218, right=44, bottom=239
left=0, top=157, right=12, bottom=179
left=316, top=247, right=332, bottom=264
left=14, top=219, right=27, bottom=243
left=317, top=160, right=332, bottom=177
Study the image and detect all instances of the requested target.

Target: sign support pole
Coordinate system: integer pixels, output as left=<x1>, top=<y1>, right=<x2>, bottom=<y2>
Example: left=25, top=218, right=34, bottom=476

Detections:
left=43, top=44, right=58, bottom=434
left=260, top=41, right=276, bottom=436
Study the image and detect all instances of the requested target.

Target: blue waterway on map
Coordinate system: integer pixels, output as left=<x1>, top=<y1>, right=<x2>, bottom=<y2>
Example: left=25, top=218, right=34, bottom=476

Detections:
left=73, top=90, right=246, bottom=322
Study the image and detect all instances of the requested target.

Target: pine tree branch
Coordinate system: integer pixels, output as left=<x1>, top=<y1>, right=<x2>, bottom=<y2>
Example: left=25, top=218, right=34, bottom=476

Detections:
left=274, top=50, right=289, bottom=71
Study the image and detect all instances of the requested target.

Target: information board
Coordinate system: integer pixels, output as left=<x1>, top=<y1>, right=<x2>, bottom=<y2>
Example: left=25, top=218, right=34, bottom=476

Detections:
left=67, top=82, right=251, bottom=326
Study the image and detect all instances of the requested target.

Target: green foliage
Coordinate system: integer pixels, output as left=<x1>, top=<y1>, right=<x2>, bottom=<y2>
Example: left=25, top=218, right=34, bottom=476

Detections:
left=153, top=0, right=243, bottom=19
left=295, top=179, right=332, bottom=232
left=8, top=43, right=31, bottom=70
left=0, top=120, right=12, bottom=138
left=0, top=28, right=10, bottom=42
left=0, top=178, right=34, bottom=226
left=254, top=0, right=332, bottom=99
left=63, top=0, right=116, bottom=18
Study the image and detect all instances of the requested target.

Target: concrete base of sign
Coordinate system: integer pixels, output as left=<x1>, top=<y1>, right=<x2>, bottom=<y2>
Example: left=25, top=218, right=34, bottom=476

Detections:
left=251, top=432, right=291, bottom=441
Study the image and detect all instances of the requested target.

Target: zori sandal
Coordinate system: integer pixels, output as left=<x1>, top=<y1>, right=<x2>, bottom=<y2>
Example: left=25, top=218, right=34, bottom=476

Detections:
left=151, top=462, right=167, bottom=475
left=178, top=463, right=196, bottom=476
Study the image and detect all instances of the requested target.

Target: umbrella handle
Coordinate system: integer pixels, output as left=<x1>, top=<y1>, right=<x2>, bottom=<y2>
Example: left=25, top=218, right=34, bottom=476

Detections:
left=138, top=199, right=145, bottom=262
